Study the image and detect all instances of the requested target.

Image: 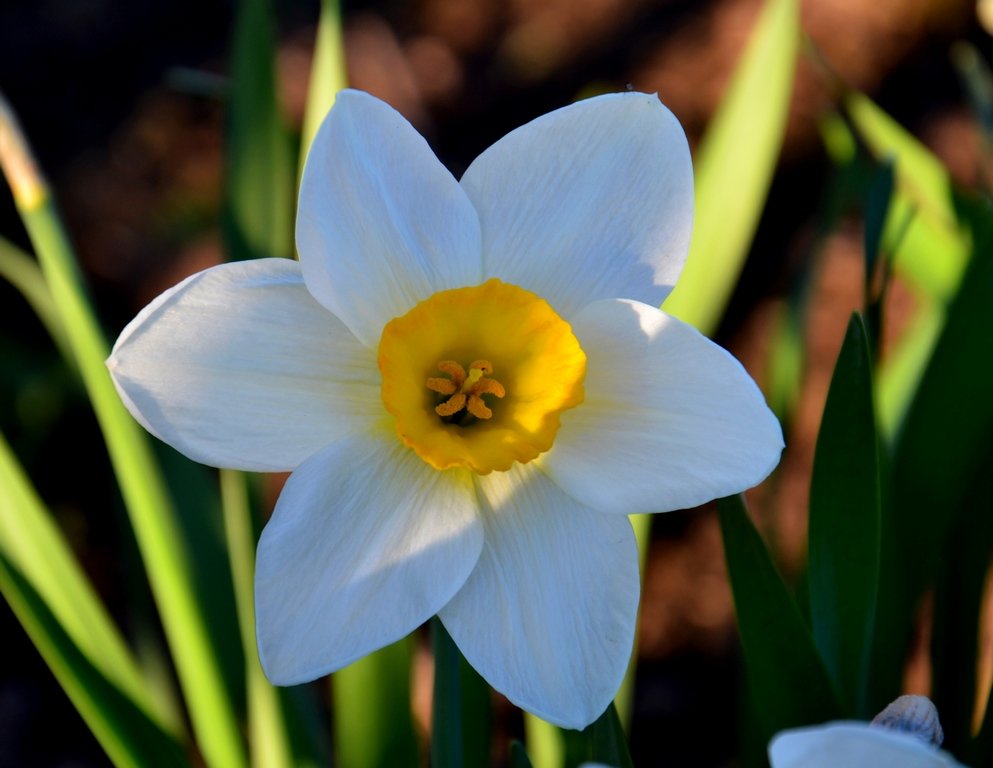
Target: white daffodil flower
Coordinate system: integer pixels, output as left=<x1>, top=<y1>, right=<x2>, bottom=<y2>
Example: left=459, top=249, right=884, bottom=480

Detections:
left=107, top=89, right=783, bottom=729
left=769, top=722, right=968, bottom=768
left=771, top=696, right=970, bottom=768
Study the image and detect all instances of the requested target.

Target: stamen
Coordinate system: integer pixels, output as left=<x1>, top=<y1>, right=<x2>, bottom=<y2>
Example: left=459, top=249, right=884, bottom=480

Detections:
left=435, top=392, right=467, bottom=416
left=436, top=361, right=466, bottom=388
left=426, top=377, right=457, bottom=395
left=427, top=359, right=505, bottom=421
left=466, top=395, right=492, bottom=419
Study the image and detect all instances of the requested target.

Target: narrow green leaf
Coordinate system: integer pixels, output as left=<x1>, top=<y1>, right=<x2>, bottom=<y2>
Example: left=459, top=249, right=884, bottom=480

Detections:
left=952, top=42, right=993, bottom=143
left=930, top=444, right=993, bottom=757
left=718, top=494, right=842, bottom=737
left=0, top=234, right=71, bottom=360
left=831, top=95, right=970, bottom=435
left=432, top=617, right=464, bottom=768
left=844, top=92, right=969, bottom=304
left=1, top=103, right=247, bottom=768
left=868, top=196, right=993, bottom=712
left=299, top=0, right=347, bottom=175
left=863, top=160, right=895, bottom=299
left=220, top=469, right=298, bottom=768
left=524, top=714, right=564, bottom=768
left=0, top=431, right=180, bottom=737
left=0, top=551, right=187, bottom=768
left=510, top=740, right=535, bottom=768
left=663, top=0, right=798, bottom=334
left=460, top=648, right=492, bottom=768
left=561, top=703, right=633, bottom=768
left=333, top=637, right=418, bottom=768
left=807, top=314, right=881, bottom=716
left=224, top=0, right=294, bottom=262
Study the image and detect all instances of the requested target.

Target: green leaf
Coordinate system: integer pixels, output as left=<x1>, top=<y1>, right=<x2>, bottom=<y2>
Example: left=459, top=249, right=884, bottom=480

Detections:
left=718, top=495, right=842, bottom=737
left=0, top=431, right=181, bottom=737
left=0, top=551, right=187, bottom=768
left=863, top=161, right=894, bottom=291
left=0, top=234, right=71, bottom=361
left=299, top=0, right=347, bottom=176
left=432, top=618, right=464, bottom=768
left=807, top=314, right=881, bottom=716
left=220, top=470, right=303, bottom=768
left=930, top=444, right=993, bottom=758
left=223, top=0, right=294, bottom=262
left=828, top=95, right=971, bottom=435
left=561, top=703, right=633, bottom=768
left=524, top=714, right=564, bottom=768
left=868, top=196, right=993, bottom=712
left=333, top=637, right=418, bottom=768
left=844, top=91, right=968, bottom=302
left=510, top=741, right=535, bottom=768
left=663, top=0, right=799, bottom=334
left=12, top=175, right=246, bottom=766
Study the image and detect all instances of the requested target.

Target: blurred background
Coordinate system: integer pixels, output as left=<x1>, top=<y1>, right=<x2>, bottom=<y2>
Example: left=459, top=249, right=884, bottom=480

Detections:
left=0, top=0, right=987, bottom=765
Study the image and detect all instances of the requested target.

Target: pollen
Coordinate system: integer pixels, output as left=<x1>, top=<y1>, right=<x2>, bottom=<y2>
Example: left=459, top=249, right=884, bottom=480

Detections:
left=378, top=278, right=586, bottom=473
left=427, top=360, right=506, bottom=421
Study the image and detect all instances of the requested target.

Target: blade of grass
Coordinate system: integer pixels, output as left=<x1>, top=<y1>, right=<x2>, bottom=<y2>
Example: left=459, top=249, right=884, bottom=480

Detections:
left=299, top=0, right=347, bottom=177
left=718, top=494, right=842, bottom=739
left=0, top=430, right=181, bottom=736
left=224, top=0, right=294, bottom=262
left=0, top=234, right=70, bottom=359
left=0, top=93, right=247, bottom=768
left=220, top=469, right=296, bottom=768
left=333, top=636, right=419, bottom=768
left=663, top=0, right=799, bottom=333
left=807, top=314, right=881, bottom=716
left=0, top=550, right=187, bottom=768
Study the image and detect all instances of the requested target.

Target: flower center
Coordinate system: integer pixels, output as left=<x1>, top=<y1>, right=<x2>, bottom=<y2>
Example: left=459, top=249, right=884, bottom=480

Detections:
left=426, top=359, right=506, bottom=423
left=378, top=278, right=586, bottom=474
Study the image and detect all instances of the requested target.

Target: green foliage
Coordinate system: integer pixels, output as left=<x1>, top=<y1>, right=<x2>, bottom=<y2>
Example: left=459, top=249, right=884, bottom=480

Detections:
left=807, top=314, right=881, bottom=717
left=663, top=0, right=798, bottom=333
left=869, top=195, right=993, bottom=717
left=223, top=0, right=294, bottom=262
left=718, top=495, right=843, bottom=740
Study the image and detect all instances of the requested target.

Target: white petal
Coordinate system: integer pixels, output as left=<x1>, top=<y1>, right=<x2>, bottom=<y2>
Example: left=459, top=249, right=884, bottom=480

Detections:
left=542, top=299, right=784, bottom=514
left=460, top=92, right=693, bottom=318
left=297, top=90, right=483, bottom=347
left=439, top=463, right=639, bottom=729
left=256, top=432, right=482, bottom=684
left=107, top=258, right=381, bottom=472
left=769, top=723, right=966, bottom=768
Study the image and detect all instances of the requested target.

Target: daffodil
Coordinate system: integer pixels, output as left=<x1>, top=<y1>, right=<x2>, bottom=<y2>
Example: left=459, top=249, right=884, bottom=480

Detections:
left=769, top=723, right=967, bottom=767
left=770, top=696, right=968, bottom=768
left=107, top=89, right=783, bottom=728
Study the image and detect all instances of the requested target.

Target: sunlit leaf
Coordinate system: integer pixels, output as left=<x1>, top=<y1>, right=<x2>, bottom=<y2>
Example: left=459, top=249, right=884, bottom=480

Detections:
left=299, top=0, right=347, bottom=175
left=663, top=0, right=799, bottom=334
left=334, top=636, right=419, bottom=768
left=0, top=431, right=181, bottom=737
left=0, top=552, right=186, bottom=767
left=1, top=90, right=247, bottom=767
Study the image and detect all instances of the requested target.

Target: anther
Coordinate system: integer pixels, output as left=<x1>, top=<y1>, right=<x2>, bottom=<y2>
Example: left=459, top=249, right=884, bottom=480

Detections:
left=427, top=359, right=505, bottom=421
